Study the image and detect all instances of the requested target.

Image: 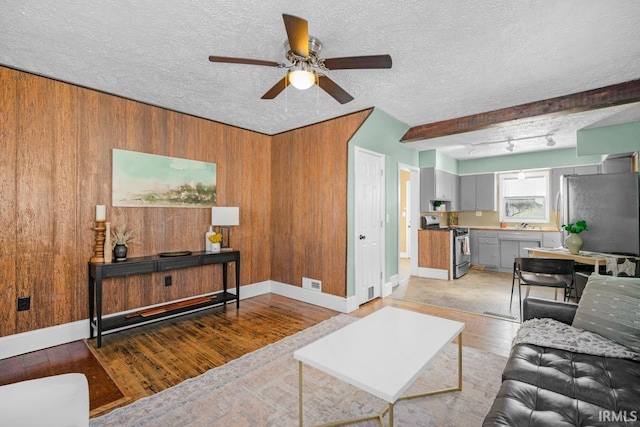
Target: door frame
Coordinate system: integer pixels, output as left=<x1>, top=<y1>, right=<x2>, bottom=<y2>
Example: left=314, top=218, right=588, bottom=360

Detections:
left=354, top=146, right=386, bottom=305
left=398, top=163, right=420, bottom=282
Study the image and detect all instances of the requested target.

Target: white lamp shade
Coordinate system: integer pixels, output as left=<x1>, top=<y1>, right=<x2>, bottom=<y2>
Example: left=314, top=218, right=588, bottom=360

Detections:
left=211, top=206, right=239, bottom=226
left=288, top=70, right=315, bottom=90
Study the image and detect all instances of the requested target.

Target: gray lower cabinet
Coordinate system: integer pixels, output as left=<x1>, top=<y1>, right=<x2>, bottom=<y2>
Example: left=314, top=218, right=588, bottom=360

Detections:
left=498, top=231, right=543, bottom=270
left=499, top=240, right=541, bottom=269
left=477, top=231, right=498, bottom=267
left=473, top=230, right=561, bottom=271
left=470, top=230, right=479, bottom=265
left=542, top=232, right=562, bottom=248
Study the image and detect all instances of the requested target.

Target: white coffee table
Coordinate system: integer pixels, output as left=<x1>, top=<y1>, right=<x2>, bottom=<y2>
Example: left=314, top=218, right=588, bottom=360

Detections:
left=294, top=306, right=465, bottom=427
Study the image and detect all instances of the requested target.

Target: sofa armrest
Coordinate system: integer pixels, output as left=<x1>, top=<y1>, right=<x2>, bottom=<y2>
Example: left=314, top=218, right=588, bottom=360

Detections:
left=0, top=373, right=88, bottom=427
left=522, top=297, right=578, bottom=325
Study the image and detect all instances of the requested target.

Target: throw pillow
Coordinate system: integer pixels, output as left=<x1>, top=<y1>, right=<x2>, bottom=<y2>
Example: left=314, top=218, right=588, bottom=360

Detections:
left=572, top=273, right=640, bottom=352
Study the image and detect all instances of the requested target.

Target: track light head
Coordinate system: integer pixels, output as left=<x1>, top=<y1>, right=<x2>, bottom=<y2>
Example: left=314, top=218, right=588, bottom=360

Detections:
left=506, top=140, right=514, bottom=152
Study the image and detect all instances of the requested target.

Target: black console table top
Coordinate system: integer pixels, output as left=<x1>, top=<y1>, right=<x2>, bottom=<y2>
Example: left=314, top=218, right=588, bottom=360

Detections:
left=88, top=250, right=240, bottom=347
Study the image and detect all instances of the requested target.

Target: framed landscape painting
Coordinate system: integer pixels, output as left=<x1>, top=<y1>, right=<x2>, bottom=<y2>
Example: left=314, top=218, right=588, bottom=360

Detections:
left=112, top=149, right=217, bottom=207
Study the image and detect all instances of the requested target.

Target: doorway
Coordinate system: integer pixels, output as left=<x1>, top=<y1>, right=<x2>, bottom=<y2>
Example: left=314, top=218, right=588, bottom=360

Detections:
left=354, top=147, right=385, bottom=305
left=398, top=164, right=419, bottom=284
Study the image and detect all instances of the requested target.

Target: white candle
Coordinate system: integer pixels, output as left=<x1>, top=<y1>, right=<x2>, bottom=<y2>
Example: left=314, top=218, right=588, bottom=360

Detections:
left=96, top=205, right=106, bottom=221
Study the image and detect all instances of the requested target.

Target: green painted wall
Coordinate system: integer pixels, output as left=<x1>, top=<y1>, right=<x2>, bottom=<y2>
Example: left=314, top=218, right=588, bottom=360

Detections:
left=418, top=150, right=457, bottom=173
left=577, top=121, right=640, bottom=156
left=459, top=148, right=603, bottom=175
left=347, top=108, right=415, bottom=297
left=419, top=147, right=604, bottom=175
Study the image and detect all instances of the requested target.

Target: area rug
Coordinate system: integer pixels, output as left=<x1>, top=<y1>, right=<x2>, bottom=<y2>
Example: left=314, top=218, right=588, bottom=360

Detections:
left=90, top=314, right=507, bottom=426
left=394, top=269, right=559, bottom=322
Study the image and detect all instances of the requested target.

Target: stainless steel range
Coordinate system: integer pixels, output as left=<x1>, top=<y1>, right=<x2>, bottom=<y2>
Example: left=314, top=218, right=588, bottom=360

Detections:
left=452, top=227, right=470, bottom=278
left=421, top=215, right=470, bottom=279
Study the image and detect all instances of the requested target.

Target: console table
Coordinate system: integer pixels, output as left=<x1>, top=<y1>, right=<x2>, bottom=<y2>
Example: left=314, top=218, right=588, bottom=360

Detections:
left=88, top=250, right=240, bottom=348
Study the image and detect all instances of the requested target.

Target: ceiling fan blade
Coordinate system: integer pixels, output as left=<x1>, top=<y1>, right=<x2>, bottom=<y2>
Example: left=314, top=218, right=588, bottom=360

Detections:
left=317, top=75, right=354, bottom=104
left=282, top=14, right=309, bottom=57
left=323, top=54, right=392, bottom=70
left=261, top=77, right=288, bottom=99
left=209, top=56, right=282, bottom=67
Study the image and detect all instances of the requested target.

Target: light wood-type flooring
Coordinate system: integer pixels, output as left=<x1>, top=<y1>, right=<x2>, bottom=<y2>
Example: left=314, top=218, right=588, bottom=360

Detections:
left=0, top=293, right=519, bottom=417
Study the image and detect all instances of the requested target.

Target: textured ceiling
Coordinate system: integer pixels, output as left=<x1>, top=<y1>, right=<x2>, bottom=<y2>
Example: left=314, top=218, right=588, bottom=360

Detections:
left=2, top=1, right=640, bottom=159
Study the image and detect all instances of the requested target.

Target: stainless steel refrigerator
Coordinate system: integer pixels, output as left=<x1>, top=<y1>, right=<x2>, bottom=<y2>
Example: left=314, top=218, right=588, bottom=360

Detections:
left=562, top=172, right=640, bottom=255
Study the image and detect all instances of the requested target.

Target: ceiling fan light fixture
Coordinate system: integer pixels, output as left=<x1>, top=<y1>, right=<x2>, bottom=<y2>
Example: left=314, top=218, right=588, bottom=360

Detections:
left=288, top=69, right=315, bottom=90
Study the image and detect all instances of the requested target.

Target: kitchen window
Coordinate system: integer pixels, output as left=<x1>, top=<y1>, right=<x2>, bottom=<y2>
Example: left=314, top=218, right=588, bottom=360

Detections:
left=499, top=170, right=550, bottom=223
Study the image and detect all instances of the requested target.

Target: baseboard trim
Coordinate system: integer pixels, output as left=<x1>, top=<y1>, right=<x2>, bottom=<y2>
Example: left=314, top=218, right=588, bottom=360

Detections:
left=269, top=281, right=357, bottom=313
left=418, top=267, right=449, bottom=280
left=382, top=277, right=395, bottom=297
left=0, top=280, right=356, bottom=359
left=0, top=320, right=88, bottom=360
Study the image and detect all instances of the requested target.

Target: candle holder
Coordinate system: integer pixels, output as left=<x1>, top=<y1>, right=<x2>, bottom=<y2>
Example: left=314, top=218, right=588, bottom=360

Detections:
left=90, top=220, right=107, bottom=263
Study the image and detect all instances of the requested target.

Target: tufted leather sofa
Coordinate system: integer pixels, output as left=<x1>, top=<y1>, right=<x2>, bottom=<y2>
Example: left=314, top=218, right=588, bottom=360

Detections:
left=483, top=298, right=640, bottom=427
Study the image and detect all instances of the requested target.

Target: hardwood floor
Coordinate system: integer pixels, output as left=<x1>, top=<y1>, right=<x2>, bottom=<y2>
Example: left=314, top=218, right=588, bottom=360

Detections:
left=0, top=293, right=519, bottom=417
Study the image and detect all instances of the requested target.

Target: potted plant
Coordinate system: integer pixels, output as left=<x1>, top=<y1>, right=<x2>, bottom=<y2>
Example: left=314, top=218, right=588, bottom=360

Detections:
left=207, top=231, right=223, bottom=253
left=111, top=225, right=139, bottom=261
left=561, top=220, right=588, bottom=254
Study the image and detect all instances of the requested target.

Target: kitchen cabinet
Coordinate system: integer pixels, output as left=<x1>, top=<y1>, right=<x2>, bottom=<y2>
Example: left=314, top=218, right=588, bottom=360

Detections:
left=542, top=232, right=562, bottom=248
left=460, top=174, right=496, bottom=211
left=418, top=229, right=452, bottom=279
left=469, top=230, right=479, bottom=265
left=434, top=169, right=454, bottom=200
left=498, top=231, right=542, bottom=269
left=450, top=174, right=460, bottom=212
left=477, top=231, right=498, bottom=267
left=472, top=230, right=561, bottom=271
left=551, top=165, right=601, bottom=203
left=420, top=167, right=458, bottom=211
left=499, top=240, right=541, bottom=269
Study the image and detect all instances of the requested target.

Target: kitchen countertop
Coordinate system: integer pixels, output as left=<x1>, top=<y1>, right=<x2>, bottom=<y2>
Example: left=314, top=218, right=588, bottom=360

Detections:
left=455, top=226, right=561, bottom=232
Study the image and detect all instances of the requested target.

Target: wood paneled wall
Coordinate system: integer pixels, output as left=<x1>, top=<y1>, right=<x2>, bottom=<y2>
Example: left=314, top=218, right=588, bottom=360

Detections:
left=270, top=111, right=371, bottom=297
left=0, top=65, right=371, bottom=338
left=0, top=67, right=271, bottom=336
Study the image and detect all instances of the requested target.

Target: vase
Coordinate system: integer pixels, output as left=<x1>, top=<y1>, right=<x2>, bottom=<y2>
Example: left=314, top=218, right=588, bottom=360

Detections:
left=113, top=243, right=128, bottom=261
left=205, top=225, right=214, bottom=252
left=211, top=242, right=221, bottom=253
left=565, top=233, right=583, bottom=254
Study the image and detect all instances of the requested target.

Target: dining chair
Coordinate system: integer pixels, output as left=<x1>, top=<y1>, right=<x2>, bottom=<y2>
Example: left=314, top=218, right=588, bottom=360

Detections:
left=510, top=257, right=575, bottom=320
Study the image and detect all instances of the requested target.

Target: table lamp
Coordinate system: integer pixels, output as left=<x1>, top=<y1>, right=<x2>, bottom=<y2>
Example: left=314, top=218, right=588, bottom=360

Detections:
left=211, top=206, right=239, bottom=248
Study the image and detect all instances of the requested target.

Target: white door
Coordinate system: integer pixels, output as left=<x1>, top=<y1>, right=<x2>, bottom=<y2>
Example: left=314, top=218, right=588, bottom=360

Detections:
left=355, top=147, right=385, bottom=305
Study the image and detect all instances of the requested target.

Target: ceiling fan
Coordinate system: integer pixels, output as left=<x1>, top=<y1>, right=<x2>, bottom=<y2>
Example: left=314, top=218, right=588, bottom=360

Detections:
left=209, top=14, right=392, bottom=104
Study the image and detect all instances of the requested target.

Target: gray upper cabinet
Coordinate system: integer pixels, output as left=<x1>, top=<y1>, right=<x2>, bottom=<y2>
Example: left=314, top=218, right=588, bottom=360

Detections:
left=460, top=174, right=496, bottom=211
left=420, top=167, right=435, bottom=211
left=420, top=167, right=458, bottom=211
left=460, top=175, right=475, bottom=211
left=434, top=169, right=453, bottom=200
left=551, top=165, right=600, bottom=204
left=450, top=174, right=460, bottom=212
